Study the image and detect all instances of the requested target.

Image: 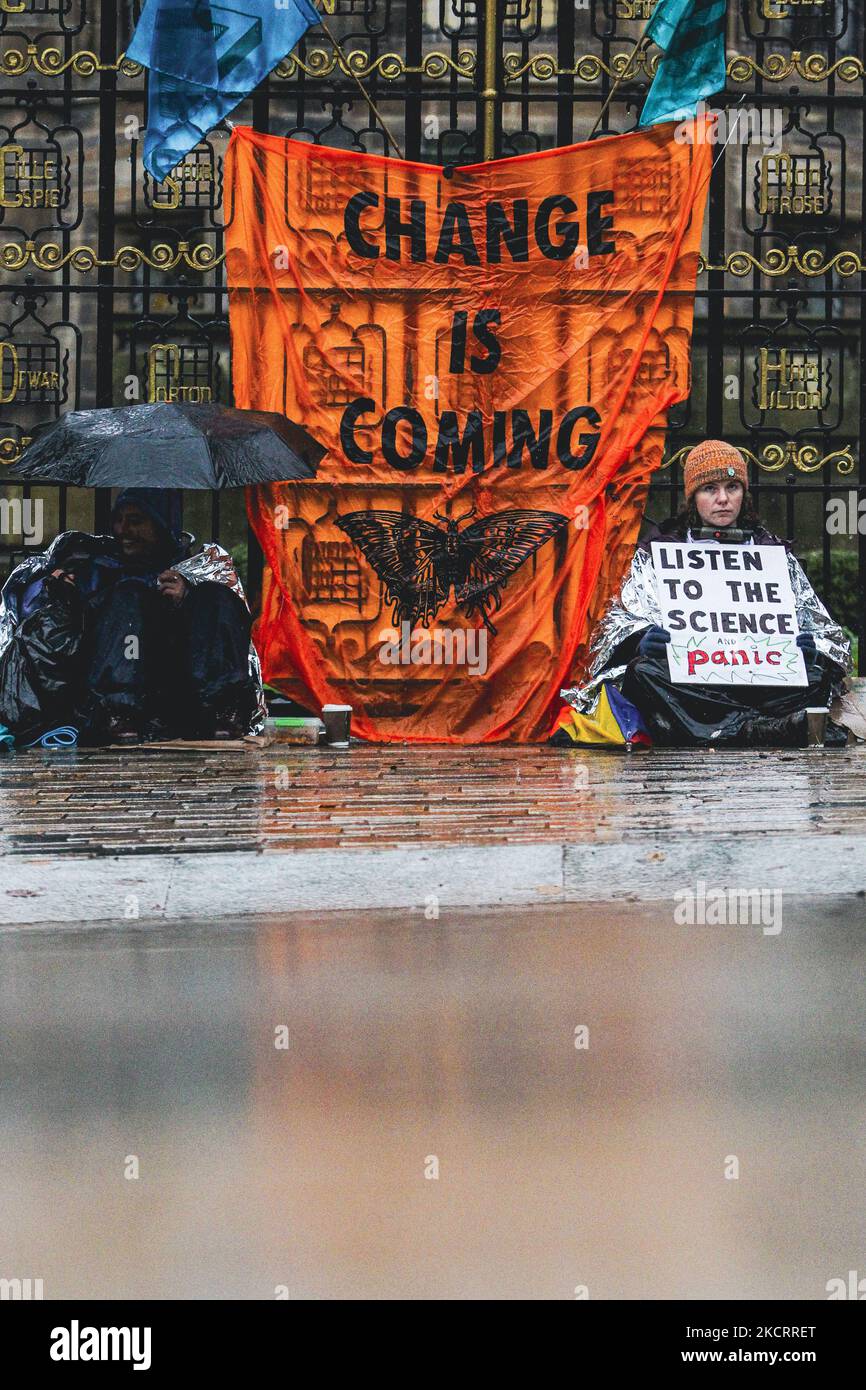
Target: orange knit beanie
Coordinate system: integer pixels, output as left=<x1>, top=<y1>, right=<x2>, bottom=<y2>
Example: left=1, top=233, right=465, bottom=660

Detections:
left=683, top=440, right=748, bottom=501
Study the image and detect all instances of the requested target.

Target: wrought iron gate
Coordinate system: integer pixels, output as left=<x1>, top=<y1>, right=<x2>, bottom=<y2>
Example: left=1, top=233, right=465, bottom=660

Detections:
left=1, top=0, right=864, bottom=666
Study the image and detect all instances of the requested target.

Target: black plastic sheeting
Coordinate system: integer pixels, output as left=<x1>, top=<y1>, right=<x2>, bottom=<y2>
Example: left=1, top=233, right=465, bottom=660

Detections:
left=0, top=579, right=84, bottom=742
left=621, top=650, right=838, bottom=747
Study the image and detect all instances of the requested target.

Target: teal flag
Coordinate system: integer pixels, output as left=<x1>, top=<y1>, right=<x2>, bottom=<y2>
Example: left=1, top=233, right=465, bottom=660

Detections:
left=638, top=0, right=727, bottom=128
left=128, top=0, right=319, bottom=181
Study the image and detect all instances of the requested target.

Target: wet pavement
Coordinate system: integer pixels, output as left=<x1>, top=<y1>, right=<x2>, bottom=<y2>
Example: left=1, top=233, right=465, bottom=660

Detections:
left=1, top=898, right=864, bottom=1300
left=1, top=740, right=865, bottom=856
left=3, top=739, right=866, bottom=924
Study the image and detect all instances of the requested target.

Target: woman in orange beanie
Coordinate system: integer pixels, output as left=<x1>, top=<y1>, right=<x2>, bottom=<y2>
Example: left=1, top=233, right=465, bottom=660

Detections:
left=556, top=441, right=851, bottom=748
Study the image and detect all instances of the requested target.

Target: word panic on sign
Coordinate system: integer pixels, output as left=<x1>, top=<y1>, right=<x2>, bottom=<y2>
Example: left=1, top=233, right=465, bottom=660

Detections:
left=651, top=542, right=808, bottom=687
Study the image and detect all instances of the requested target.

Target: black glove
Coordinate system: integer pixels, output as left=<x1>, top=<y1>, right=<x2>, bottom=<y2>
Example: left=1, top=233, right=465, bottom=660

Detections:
left=796, top=633, right=817, bottom=654
left=638, top=625, right=672, bottom=660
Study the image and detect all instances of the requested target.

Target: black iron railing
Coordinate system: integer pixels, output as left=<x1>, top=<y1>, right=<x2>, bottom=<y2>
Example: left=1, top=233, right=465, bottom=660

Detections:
left=0, top=0, right=863, bottom=663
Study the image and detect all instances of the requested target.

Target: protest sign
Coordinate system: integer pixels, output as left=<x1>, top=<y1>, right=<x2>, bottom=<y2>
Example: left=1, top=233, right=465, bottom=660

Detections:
left=651, top=542, right=808, bottom=686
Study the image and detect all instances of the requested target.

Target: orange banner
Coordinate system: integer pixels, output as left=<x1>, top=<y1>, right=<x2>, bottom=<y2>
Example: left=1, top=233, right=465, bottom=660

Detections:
left=226, top=124, right=710, bottom=742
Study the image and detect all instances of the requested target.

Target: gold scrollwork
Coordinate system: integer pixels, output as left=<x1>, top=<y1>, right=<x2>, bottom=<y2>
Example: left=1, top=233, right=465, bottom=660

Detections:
left=274, top=48, right=475, bottom=82
left=503, top=53, right=559, bottom=83
left=0, top=436, right=31, bottom=466
left=741, top=443, right=856, bottom=475
left=2, top=43, right=860, bottom=86
left=3, top=240, right=860, bottom=280
left=0, top=240, right=224, bottom=273
left=797, top=249, right=863, bottom=277
left=0, top=46, right=143, bottom=78
left=727, top=51, right=864, bottom=85
left=503, top=48, right=654, bottom=85
left=496, top=48, right=864, bottom=87
left=498, top=48, right=863, bottom=87
left=663, top=443, right=855, bottom=474
left=699, top=248, right=865, bottom=277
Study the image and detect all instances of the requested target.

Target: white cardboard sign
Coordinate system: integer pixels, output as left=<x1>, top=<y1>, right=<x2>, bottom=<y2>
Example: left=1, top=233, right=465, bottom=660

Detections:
left=651, top=541, right=808, bottom=687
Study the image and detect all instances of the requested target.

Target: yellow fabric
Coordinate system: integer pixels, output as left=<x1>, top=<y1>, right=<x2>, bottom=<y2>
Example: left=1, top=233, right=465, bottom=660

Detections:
left=556, top=685, right=627, bottom=745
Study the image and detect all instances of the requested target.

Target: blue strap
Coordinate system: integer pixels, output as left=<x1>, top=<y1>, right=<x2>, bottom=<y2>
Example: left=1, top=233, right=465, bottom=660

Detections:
left=24, top=725, right=79, bottom=749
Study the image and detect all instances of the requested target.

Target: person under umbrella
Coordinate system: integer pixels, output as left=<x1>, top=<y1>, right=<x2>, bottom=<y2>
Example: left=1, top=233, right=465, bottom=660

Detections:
left=0, top=488, right=264, bottom=744
left=1, top=402, right=325, bottom=745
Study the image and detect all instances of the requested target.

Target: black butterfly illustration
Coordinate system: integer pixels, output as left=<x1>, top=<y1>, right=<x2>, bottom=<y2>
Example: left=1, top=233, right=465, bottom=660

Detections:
left=335, top=505, right=569, bottom=633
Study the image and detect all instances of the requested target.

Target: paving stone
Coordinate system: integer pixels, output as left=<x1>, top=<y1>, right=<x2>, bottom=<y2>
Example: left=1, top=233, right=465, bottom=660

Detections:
left=1, top=742, right=865, bottom=864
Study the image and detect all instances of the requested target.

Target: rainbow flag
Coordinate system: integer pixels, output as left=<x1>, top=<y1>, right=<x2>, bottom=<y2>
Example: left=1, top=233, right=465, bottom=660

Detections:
left=551, top=684, right=652, bottom=748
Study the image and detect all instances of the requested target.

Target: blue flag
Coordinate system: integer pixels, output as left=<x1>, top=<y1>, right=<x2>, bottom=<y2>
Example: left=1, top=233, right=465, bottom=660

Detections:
left=128, top=0, right=319, bottom=181
left=638, top=0, right=727, bottom=129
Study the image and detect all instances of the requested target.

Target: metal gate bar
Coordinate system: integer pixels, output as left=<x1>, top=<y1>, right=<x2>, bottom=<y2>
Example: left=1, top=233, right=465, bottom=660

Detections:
left=0, top=0, right=863, bottom=670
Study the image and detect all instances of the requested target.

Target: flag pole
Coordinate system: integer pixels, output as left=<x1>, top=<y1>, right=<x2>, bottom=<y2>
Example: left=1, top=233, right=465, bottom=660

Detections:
left=313, top=7, right=406, bottom=160
left=588, top=25, right=654, bottom=140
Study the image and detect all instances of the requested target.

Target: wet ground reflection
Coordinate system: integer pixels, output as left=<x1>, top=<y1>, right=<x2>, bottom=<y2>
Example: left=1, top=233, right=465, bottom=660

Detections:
left=2, top=898, right=864, bottom=1299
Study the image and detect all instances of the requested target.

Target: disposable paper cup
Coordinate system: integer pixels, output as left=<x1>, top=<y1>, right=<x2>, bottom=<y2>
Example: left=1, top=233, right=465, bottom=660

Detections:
left=321, top=704, right=352, bottom=748
left=805, top=707, right=827, bottom=747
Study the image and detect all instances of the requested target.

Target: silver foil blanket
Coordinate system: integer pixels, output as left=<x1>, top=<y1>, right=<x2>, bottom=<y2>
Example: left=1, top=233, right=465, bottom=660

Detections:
left=0, top=532, right=266, bottom=735
left=561, top=543, right=852, bottom=714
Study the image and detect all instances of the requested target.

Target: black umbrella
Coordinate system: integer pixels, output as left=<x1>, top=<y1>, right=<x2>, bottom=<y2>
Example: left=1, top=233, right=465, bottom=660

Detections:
left=9, top=402, right=325, bottom=488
